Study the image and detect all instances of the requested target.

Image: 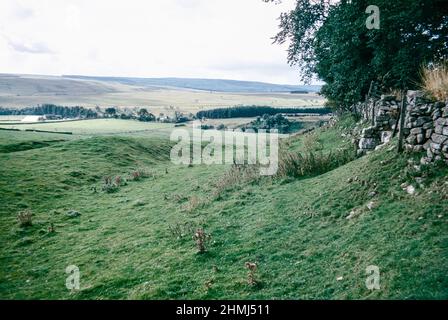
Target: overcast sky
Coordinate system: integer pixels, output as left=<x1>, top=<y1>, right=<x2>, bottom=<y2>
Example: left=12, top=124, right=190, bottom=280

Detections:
left=0, top=0, right=308, bottom=85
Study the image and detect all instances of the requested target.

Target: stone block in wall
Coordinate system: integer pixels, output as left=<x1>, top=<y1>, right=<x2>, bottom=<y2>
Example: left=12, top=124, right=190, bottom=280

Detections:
left=443, top=107, right=448, bottom=117
left=423, top=122, right=433, bottom=130
left=406, top=134, right=417, bottom=145
left=435, top=118, right=448, bottom=127
left=413, top=145, right=424, bottom=152
left=362, top=127, right=377, bottom=137
left=376, top=115, right=389, bottom=122
left=412, top=117, right=432, bottom=127
left=443, top=127, right=448, bottom=136
left=410, top=127, right=424, bottom=135
left=405, top=144, right=415, bottom=152
left=381, top=95, right=396, bottom=102
left=381, top=131, right=393, bottom=144
left=426, top=129, right=433, bottom=139
left=359, top=138, right=378, bottom=150
left=431, top=133, right=448, bottom=145
left=434, top=101, right=445, bottom=109
left=407, top=90, right=429, bottom=106
left=430, top=142, right=442, bottom=151
left=433, top=110, right=442, bottom=120
left=419, top=105, right=432, bottom=114
left=435, top=125, right=443, bottom=134
left=417, top=134, right=425, bottom=144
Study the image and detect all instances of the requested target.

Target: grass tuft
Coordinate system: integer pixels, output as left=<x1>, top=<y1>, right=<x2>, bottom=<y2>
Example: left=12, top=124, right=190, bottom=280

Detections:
left=421, top=61, right=448, bottom=101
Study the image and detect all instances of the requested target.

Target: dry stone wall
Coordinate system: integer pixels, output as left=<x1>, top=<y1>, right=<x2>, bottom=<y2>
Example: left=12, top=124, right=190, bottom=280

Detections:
left=404, top=91, right=448, bottom=164
left=357, top=95, right=400, bottom=155
left=356, top=90, right=448, bottom=165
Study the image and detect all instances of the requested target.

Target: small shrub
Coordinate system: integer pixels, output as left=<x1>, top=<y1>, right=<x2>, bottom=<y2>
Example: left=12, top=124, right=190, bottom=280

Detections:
left=245, top=262, right=258, bottom=286
left=48, top=223, right=55, bottom=233
left=114, top=175, right=126, bottom=186
left=421, top=61, right=448, bottom=101
left=130, top=170, right=143, bottom=181
left=192, top=228, right=211, bottom=253
left=276, top=147, right=356, bottom=179
left=129, top=168, right=154, bottom=181
left=184, top=195, right=202, bottom=213
left=168, top=222, right=196, bottom=239
left=103, top=176, right=112, bottom=185
left=102, top=176, right=119, bottom=193
left=204, top=279, right=214, bottom=291
left=17, top=210, right=33, bottom=227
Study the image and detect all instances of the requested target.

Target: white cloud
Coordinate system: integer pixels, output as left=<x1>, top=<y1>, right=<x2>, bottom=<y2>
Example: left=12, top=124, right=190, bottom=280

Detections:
left=0, top=0, right=304, bottom=84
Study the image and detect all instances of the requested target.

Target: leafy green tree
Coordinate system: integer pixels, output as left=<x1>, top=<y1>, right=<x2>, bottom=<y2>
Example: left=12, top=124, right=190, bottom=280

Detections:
left=137, top=108, right=155, bottom=122
left=266, top=0, right=448, bottom=108
left=105, top=107, right=117, bottom=117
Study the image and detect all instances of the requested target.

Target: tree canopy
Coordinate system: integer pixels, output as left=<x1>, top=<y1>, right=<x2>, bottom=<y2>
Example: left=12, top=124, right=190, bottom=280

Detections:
left=266, top=0, right=448, bottom=108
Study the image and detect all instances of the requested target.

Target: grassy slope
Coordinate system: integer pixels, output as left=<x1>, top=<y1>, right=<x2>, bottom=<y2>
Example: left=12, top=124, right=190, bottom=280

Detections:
left=0, top=119, right=447, bottom=299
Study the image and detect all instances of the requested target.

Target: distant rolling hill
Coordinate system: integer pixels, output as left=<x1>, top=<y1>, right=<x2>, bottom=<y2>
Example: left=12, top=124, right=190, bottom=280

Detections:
left=64, top=75, right=321, bottom=93
left=0, top=74, right=325, bottom=112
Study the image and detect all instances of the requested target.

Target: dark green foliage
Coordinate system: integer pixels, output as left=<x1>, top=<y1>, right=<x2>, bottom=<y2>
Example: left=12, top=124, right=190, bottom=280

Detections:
left=216, top=124, right=227, bottom=130
left=268, top=0, right=448, bottom=108
left=0, top=104, right=98, bottom=118
left=277, top=147, right=357, bottom=178
left=137, top=108, right=156, bottom=122
left=197, top=106, right=331, bottom=119
left=105, top=107, right=117, bottom=116
left=246, top=114, right=292, bottom=134
left=200, top=124, right=215, bottom=130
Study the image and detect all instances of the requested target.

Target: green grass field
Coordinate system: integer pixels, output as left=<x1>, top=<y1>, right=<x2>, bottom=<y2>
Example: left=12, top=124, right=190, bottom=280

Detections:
left=0, top=116, right=447, bottom=299
left=0, top=119, right=176, bottom=136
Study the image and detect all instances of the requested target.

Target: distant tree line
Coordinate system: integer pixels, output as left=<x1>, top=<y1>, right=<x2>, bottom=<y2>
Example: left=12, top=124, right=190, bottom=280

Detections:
left=246, top=114, right=293, bottom=134
left=0, top=104, right=98, bottom=118
left=196, top=106, right=331, bottom=119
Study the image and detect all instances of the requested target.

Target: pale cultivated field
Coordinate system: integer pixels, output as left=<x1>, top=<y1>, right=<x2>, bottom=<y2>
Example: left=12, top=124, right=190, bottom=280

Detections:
left=0, top=115, right=25, bottom=121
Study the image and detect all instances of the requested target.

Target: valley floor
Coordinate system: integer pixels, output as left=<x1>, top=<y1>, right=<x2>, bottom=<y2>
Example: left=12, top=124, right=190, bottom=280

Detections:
left=0, top=117, right=447, bottom=299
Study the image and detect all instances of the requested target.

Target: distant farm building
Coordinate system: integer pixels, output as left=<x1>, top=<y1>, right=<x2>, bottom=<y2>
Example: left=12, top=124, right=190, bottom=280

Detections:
left=44, top=114, right=63, bottom=120
left=21, top=115, right=46, bottom=123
